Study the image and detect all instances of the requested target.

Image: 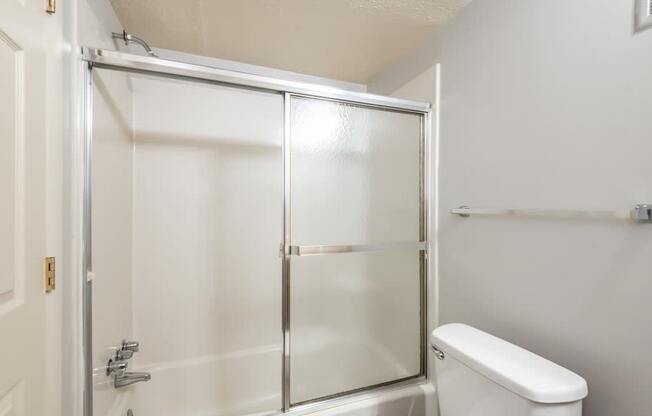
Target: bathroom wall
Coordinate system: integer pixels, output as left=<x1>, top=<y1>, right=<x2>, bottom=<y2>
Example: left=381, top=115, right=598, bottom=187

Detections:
left=370, top=1, right=652, bottom=415
left=76, top=0, right=125, bottom=51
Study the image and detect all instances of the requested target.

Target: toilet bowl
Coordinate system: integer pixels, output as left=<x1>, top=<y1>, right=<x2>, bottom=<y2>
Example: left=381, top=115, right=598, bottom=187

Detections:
left=431, top=324, right=588, bottom=416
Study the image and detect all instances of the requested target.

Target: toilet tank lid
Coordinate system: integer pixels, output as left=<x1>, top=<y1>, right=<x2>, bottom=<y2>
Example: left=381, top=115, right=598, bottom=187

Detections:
left=431, top=324, right=588, bottom=404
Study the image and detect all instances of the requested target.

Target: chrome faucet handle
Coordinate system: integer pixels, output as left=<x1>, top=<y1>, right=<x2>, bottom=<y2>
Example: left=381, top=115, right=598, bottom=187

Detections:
left=116, top=349, right=134, bottom=360
left=106, top=359, right=128, bottom=376
left=121, top=340, right=139, bottom=353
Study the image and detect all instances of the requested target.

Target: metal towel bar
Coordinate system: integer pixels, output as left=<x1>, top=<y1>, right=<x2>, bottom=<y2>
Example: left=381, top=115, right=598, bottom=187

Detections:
left=450, top=204, right=652, bottom=223
left=288, top=241, right=427, bottom=256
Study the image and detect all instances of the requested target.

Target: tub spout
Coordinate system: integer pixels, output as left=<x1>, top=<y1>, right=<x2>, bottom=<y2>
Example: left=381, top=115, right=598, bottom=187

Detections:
left=114, top=371, right=151, bottom=388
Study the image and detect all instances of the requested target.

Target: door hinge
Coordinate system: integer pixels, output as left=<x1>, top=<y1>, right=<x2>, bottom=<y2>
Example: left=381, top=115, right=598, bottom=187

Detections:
left=45, top=257, right=55, bottom=293
left=46, top=0, right=56, bottom=14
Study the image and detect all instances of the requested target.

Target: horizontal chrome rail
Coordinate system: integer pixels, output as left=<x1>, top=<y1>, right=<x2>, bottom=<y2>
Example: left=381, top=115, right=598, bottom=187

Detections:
left=81, top=48, right=431, bottom=114
left=450, top=205, right=652, bottom=223
left=288, top=241, right=427, bottom=256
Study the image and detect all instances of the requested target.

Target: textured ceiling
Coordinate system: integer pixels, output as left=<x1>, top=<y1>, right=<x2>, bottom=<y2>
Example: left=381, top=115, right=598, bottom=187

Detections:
left=109, top=0, right=470, bottom=84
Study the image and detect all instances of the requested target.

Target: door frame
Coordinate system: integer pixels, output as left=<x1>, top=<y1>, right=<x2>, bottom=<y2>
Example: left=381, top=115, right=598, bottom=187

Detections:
left=79, top=48, right=432, bottom=416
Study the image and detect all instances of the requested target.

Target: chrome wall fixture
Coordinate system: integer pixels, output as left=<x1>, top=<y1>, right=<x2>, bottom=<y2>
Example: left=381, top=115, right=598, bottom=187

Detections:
left=450, top=205, right=652, bottom=223
left=81, top=47, right=432, bottom=416
left=111, top=31, right=158, bottom=57
left=634, top=0, right=652, bottom=32
left=106, top=340, right=151, bottom=389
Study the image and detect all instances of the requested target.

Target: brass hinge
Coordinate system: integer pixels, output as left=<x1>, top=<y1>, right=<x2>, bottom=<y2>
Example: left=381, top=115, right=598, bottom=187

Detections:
left=45, top=257, right=55, bottom=293
left=46, top=0, right=56, bottom=14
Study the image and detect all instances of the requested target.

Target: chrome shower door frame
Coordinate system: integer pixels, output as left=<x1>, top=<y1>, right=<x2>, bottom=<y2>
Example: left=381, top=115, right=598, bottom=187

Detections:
left=80, top=48, right=432, bottom=416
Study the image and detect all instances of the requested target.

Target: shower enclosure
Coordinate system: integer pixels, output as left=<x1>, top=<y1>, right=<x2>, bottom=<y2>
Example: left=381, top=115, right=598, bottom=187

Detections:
left=82, top=48, right=431, bottom=416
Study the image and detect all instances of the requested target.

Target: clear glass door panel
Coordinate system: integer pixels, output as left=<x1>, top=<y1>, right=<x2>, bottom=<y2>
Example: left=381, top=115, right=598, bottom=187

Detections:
left=290, top=250, right=422, bottom=404
left=91, top=69, right=283, bottom=416
left=290, top=97, right=423, bottom=245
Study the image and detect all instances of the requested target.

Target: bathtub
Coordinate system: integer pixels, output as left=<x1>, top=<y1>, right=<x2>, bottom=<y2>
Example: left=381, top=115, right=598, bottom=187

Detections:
left=286, top=383, right=436, bottom=416
left=96, top=343, right=435, bottom=416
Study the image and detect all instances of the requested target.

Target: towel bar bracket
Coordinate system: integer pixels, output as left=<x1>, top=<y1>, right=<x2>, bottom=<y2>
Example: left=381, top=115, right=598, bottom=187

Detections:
left=632, top=204, right=652, bottom=223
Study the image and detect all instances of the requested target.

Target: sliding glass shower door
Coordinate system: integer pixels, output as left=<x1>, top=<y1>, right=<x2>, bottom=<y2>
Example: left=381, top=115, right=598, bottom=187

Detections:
left=287, top=96, right=426, bottom=404
left=83, top=48, right=429, bottom=416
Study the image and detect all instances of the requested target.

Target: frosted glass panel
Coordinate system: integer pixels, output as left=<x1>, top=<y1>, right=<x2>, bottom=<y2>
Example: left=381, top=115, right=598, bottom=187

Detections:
left=290, top=250, right=421, bottom=403
left=290, top=97, right=422, bottom=245
left=288, top=96, right=424, bottom=404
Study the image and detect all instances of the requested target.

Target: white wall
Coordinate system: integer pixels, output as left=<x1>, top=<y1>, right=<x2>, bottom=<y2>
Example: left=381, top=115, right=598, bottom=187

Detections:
left=370, top=1, right=652, bottom=415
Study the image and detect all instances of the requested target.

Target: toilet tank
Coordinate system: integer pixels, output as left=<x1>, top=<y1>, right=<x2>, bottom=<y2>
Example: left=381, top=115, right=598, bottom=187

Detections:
left=431, top=324, right=588, bottom=416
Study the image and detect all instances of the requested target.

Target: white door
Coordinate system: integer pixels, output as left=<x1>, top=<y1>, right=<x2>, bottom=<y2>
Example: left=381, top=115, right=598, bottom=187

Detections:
left=0, top=1, right=62, bottom=415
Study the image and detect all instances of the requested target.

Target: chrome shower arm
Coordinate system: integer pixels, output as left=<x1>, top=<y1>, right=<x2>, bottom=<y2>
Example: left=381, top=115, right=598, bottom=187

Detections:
left=112, top=30, right=157, bottom=57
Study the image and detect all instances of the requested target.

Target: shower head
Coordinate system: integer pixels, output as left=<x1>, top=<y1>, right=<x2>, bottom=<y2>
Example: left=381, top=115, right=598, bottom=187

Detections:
left=112, top=30, right=158, bottom=57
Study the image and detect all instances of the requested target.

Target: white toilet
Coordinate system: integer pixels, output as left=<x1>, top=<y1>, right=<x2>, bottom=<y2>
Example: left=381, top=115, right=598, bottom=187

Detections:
left=431, top=324, right=588, bottom=416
